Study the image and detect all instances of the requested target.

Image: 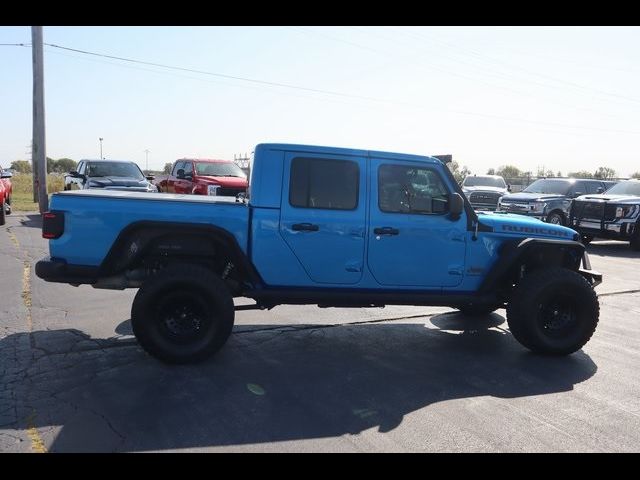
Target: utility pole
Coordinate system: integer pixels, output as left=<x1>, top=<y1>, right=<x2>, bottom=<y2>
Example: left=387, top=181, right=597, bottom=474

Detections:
left=144, top=149, right=150, bottom=173
left=31, top=26, right=48, bottom=213
left=99, top=137, right=104, bottom=159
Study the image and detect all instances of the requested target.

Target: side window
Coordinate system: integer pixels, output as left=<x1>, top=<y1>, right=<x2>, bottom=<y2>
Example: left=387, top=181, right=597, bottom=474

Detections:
left=378, top=164, right=450, bottom=214
left=585, top=182, right=602, bottom=194
left=289, top=157, right=359, bottom=210
left=572, top=181, right=586, bottom=196
left=171, top=161, right=184, bottom=176
left=183, top=161, right=193, bottom=176
left=77, top=161, right=85, bottom=174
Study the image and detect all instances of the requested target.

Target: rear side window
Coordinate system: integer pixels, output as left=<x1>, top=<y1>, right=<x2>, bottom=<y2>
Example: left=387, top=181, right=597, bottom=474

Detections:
left=289, top=157, right=359, bottom=210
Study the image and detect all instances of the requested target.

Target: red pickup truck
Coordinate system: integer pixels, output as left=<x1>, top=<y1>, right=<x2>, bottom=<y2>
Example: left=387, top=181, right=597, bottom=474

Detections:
left=0, top=164, right=13, bottom=225
left=155, top=159, right=248, bottom=197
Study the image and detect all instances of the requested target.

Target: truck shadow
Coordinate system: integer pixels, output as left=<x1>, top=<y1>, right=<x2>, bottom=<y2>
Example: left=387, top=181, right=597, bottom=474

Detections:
left=3, top=312, right=597, bottom=452
left=587, top=241, right=640, bottom=259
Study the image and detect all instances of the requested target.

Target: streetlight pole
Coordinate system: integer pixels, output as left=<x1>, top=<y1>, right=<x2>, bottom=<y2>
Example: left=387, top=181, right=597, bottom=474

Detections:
left=99, top=137, right=103, bottom=159
left=144, top=149, right=150, bottom=173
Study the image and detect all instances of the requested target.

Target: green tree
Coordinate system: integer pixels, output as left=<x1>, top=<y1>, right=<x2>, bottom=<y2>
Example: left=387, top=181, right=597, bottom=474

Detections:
left=54, top=158, right=77, bottom=173
left=447, top=160, right=471, bottom=183
left=567, top=171, right=593, bottom=179
left=163, top=162, right=173, bottom=174
left=496, top=165, right=521, bottom=179
left=557, top=171, right=562, bottom=178
left=631, top=172, right=640, bottom=179
left=10, top=160, right=32, bottom=173
left=486, top=168, right=496, bottom=175
left=594, top=166, right=616, bottom=180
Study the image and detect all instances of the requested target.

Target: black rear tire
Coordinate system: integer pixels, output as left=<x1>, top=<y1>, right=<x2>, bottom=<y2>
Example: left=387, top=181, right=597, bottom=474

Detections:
left=507, top=267, right=599, bottom=355
left=458, top=304, right=500, bottom=316
left=0, top=201, right=5, bottom=226
left=131, top=264, right=235, bottom=364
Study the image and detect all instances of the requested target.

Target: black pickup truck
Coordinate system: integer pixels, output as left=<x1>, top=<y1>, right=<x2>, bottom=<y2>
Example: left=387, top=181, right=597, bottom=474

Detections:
left=497, top=178, right=614, bottom=226
left=570, top=179, right=640, bottom=250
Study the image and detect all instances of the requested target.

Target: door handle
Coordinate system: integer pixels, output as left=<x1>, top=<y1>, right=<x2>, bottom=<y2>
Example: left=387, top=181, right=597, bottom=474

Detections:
left=373, top=227, right=399, bottom=236
left=292, top=223, right=319, bottom=232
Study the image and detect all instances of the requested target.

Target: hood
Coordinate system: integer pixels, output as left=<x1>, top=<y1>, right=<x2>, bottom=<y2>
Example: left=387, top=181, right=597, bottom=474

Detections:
left=576, top=193, right=640, bottom=204
left=87, top=176, right=151, bottom=188
left=478, top=211, right=577, bottom=240
left=462, top=186, right=507, bottom=193
left=500, top=192, right=565, bottom=203
left=194, top=175, right=248, bottom=188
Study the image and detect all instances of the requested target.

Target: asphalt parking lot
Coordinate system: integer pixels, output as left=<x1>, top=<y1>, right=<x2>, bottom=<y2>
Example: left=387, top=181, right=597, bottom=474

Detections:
left=1, top=212, right=639, bottom=452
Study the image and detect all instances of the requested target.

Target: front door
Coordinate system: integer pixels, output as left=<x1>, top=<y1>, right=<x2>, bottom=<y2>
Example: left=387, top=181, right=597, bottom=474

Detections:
left=367, top=159, right=467, bottom=288
left=279, top=153, right=366, bottom=285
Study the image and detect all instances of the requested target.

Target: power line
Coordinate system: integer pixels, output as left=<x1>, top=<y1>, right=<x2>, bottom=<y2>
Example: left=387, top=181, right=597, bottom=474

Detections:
left=11, top=39, right=640, bottom=137
left=43, top=42, right=386, bottom=103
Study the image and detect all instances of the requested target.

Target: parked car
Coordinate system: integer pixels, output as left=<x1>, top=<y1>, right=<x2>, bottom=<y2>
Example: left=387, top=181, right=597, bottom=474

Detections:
left=64, top=159, right=157, bottom=192
left=154, top=158, right=248, bottom=197
left=570, top=179, right=640, bottom=250
left=497, top=178, right=613, bottom=226
left=460, top=174, right=510, bottom=211
left=0, top=165, right=13, bottom=225
left=37, top=143, right=601, bottom=364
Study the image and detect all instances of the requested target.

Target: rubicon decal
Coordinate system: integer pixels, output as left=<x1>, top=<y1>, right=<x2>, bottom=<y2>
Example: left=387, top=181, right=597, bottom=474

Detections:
left=501, top=225, right=569, bottom=237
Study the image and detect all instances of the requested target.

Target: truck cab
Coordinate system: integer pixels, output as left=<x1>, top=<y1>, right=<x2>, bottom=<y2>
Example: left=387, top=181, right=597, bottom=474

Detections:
left=157, top=158, right=248, bottom=197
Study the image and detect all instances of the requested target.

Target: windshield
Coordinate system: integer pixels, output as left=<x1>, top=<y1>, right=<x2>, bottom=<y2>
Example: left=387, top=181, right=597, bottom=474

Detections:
left=463, top=176, right=506, bottom=188
left=604, top=181, right=640, bottom=196
left=87, top=162, right=144, bottom=179
left=195, top=162, right=246, bottom=178
left=523, top=179, right=572, bottom=195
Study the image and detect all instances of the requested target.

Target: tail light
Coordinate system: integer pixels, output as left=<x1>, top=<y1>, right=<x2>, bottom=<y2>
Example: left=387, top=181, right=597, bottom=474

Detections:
left=42, top=211, right=64, bottom=239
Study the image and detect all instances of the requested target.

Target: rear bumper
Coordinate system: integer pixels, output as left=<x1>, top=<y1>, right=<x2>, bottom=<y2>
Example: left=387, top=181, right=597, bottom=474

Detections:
left=35, top=257, right=99, bottom=284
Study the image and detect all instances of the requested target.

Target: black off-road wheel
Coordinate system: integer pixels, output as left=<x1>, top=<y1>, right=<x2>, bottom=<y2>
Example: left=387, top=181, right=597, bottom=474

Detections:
left=0, top=201, right=5, bottom=226
left=507, top=268, right=599, bottom=355
left=131, top=265, right=235, bottom=364
left=458, top=304, right=501, bottom=316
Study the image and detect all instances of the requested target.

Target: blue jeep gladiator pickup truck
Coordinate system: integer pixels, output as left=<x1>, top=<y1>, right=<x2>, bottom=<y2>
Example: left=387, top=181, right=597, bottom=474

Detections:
left=36, top=143, right=602, bottom=364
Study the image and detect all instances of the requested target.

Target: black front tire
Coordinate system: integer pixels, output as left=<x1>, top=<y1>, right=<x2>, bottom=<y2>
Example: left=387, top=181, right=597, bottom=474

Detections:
left=507, top=268, right=599, bottom=355
left=131, top=265, right=235, bottom=364
left=5, top=195, right=11, bottom=215
left=546, top=212, right=565, bottom=226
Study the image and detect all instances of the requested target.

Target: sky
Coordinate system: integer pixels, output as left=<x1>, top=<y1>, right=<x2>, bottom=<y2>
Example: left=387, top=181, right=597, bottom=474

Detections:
left=1, top=26, right=639, bottom=176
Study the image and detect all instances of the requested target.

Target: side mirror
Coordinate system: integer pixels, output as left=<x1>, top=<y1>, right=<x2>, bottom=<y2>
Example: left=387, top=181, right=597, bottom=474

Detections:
left=572, top=191, right=583, bottom=198
left=146, top=175, right=155, bottom=181
left=448, top=193, right=464, bottom=220
left=1, top=170, right=12, bottom=179
left=596, top=187, right=604, bottom=193
left=507, top=184, right=512, bottom=192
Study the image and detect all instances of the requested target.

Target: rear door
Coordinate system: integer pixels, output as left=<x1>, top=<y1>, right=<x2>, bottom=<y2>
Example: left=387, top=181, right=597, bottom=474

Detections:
left=279, top=152, right=366, bottom=285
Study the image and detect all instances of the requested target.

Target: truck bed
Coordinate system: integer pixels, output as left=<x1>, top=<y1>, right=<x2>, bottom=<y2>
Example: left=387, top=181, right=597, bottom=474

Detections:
left=48, top=190, right=249, bottom=267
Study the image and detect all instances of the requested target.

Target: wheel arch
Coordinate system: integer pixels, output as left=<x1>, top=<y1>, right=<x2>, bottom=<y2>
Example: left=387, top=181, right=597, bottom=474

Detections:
left=98, top=221, right=264, bottom=287
left=479, top=238, right=586, bottom=294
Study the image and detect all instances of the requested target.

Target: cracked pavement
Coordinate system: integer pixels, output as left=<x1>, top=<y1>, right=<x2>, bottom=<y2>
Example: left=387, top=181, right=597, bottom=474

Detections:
left=1, top=212, right=640, bottom=452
